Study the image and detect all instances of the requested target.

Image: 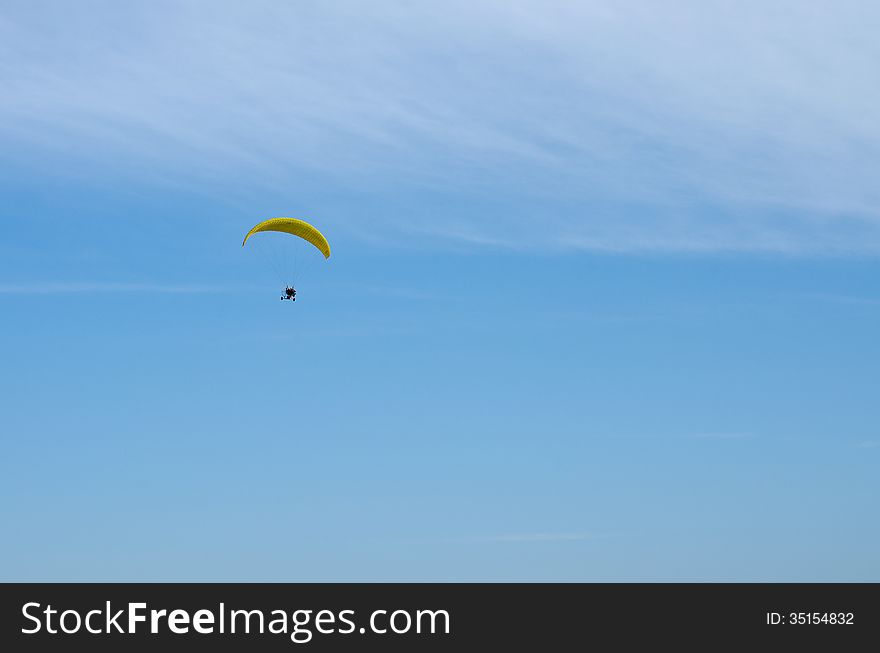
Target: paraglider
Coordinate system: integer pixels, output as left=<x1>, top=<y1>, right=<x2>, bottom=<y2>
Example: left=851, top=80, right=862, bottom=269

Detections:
left=242, top=217, right=331, bottom=301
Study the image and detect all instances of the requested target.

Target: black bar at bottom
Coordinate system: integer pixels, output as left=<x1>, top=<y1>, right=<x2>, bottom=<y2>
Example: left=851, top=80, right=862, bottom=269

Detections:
left=1, top=583, right=876, bottom=650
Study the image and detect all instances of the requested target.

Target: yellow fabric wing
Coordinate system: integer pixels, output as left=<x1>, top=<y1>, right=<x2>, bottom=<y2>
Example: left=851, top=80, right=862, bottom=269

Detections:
left=241, top=218, right=331, bottom=259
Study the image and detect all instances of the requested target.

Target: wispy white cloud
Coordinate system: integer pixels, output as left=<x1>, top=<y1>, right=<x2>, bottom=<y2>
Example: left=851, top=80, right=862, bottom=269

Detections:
left=3, top=1, right=880, bottom=253
left=690, top=432, right=755, bottom=440
left=345, top=283, right=450, bottom=301
left=458, top=533, right=607, bottom=543
left=855, top=440, right=880, bottom=449
left=805, top=293, right=880, bottom=307
left=0, top=282, right=248, bottom=294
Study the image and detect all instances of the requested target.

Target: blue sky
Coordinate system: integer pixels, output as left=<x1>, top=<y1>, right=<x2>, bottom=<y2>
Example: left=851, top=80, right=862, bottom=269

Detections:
left=1, top=1, right=878, bottom=581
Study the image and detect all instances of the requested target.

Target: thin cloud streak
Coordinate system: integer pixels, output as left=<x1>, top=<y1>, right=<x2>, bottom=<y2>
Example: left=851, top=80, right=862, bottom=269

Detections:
left=805, top=293, right=880, bottom=307
left=0, top=282, right=252, bottom=294
left=690, top=432, right=755, bottom=440
left=457, top=533, right=610, bottom=543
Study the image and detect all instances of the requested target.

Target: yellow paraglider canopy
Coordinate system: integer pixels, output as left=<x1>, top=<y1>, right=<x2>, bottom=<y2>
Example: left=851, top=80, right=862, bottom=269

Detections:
left=241, top=217, right=331, bottom=259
